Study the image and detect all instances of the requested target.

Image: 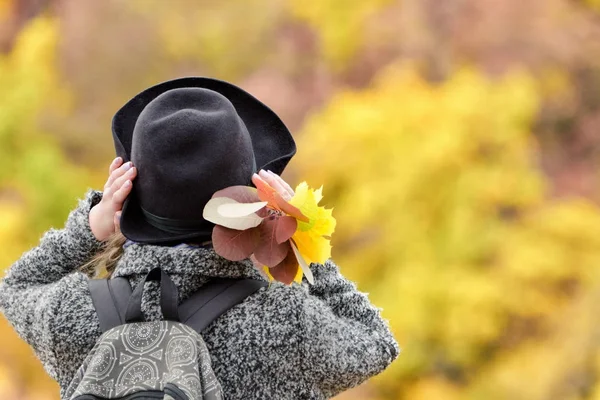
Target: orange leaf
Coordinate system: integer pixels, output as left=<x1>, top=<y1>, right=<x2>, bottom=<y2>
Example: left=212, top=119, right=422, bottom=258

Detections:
left=252, top=174, right=281, bottom=210
left=274, top=195, right=309, bottom=222
left=252, top=174, right=309, bottom=222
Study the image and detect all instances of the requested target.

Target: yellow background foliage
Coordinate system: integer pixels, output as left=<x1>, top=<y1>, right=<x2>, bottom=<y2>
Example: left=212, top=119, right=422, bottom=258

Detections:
left=2, top=1, right=600, bottom=399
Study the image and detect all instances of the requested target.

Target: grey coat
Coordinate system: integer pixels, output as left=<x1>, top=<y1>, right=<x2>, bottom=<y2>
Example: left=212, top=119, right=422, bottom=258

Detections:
left=0, top=190, right=399, bottom=399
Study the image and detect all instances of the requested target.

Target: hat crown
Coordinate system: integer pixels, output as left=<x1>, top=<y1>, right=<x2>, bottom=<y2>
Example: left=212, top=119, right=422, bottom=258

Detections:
left=131, top=87, right=255, bottom=222
left=113, top=77, right=296, bottom=244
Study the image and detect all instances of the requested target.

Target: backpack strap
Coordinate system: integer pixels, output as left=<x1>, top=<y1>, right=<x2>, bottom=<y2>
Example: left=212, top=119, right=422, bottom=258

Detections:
left=88, top=277, right=133, bottom=333
left=89, top=276, right=267, bottom=334
left=125, top=267, right=180, bottom=324
left=178, top=278, right=268, bottom=334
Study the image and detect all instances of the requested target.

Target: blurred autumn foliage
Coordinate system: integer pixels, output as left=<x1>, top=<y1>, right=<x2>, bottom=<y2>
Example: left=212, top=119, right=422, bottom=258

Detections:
left=3, top=0, right=600, bottom=399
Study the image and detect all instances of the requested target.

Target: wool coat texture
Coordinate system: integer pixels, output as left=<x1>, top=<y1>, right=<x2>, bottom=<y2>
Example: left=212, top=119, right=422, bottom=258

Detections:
left=0, top=190, right=399, bottom=399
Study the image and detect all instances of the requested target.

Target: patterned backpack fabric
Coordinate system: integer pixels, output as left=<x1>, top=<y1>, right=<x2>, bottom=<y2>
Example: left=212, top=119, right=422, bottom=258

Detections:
left=65, top=267, right=267, bottom=400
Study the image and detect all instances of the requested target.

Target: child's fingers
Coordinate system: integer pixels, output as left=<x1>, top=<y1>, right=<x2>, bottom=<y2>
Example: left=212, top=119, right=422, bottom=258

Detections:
left=268, top=170, right=294, bottom=197
left=258, top=169, right=291, bottom=200
left=108, top=157, right=123, bottom=175
left=111, top=179, right=133, bottom=210
left=106, top=167, right=136, bottom=198
left=105, top=161, right=133, bottom=191
left=260, top=169, right=295, bottom=199
left=257, top=170, right=275, bottom=187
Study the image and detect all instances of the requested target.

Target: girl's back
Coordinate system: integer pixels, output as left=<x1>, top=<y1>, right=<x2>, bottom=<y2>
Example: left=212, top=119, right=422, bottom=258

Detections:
left=0, top=77, right=399, bottom=399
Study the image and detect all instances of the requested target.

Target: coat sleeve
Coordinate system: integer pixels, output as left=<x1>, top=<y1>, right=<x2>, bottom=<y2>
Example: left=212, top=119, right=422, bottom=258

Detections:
left=0, top=189, right=104, bottom=381
left=300, top=259, right=400, bottom=398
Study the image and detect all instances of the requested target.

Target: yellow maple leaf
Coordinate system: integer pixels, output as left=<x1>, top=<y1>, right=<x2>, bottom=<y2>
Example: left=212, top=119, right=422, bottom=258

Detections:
left=290, top=182, right=337, bottom=266
left=258, top=182, right=335, bottom=285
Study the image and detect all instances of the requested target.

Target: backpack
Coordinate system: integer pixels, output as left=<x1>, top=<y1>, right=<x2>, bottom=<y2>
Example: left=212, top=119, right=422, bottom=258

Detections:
left=65, top=267, right=267, bottom=400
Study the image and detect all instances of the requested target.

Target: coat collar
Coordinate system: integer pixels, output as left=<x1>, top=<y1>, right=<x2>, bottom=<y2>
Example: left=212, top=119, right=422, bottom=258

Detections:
left=112, top=242, right=264, bottom=281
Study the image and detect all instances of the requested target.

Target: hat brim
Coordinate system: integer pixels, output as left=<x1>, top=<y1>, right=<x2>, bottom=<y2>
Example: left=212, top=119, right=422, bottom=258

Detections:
left=120, top=187, right=214, bottom=245
left=113, top=77, right=294, bottom=244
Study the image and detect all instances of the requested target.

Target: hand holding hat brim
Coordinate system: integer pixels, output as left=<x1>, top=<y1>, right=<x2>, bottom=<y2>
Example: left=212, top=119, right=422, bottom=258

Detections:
left=90, top=158, right=137, bottom=241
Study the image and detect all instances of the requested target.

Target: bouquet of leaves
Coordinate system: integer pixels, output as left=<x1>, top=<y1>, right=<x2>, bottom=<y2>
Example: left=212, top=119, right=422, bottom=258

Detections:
left=202, top=171, right=336, bottom=284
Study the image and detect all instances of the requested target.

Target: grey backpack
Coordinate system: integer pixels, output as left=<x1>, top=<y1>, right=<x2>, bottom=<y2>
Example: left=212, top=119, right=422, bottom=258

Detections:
left=65, top=267, right=266, bottom=400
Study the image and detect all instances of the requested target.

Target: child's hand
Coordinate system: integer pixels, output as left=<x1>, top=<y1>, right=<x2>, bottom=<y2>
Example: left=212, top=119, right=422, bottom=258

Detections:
left=89, top=157, right=137, bottom=241
left=257, top=169, right=295, bottom=200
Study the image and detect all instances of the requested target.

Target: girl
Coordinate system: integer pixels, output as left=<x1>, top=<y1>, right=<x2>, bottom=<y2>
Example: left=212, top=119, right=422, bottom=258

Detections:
left=0, top=78, right=399, bottom=399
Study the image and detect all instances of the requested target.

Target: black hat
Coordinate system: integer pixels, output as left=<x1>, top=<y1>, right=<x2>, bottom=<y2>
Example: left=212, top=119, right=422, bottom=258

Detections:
left=112, top=77, right=296, bottom=244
